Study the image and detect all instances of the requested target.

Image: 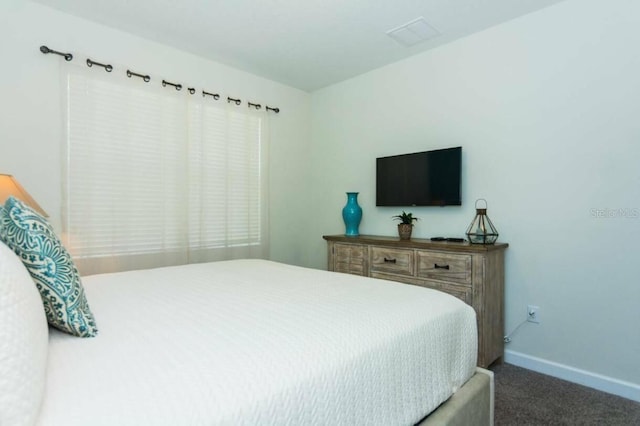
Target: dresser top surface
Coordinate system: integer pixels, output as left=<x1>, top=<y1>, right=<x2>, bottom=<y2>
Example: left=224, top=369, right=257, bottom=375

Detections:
left=323, top=234, right=508, bottom=253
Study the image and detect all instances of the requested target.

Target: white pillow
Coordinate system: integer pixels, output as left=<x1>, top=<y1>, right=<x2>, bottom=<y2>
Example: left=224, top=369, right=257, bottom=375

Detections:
left=0, top=241, right=48, bottom=426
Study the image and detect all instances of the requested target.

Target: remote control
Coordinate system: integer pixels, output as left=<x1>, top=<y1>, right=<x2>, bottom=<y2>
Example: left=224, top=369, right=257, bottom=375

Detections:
left=446, top=237, right=465, bottom=243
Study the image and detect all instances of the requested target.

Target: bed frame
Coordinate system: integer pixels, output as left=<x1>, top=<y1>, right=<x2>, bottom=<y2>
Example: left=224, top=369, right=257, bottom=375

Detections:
left=418, top=368, right=494, bottom=426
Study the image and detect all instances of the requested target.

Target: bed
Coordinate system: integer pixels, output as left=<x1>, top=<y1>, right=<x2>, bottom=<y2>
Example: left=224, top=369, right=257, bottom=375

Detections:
left=2, top=247, right=493, bottom=425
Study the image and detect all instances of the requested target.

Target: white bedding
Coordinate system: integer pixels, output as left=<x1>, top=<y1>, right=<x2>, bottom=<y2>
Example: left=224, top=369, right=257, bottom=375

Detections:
left=37, top=259, right=477, bottom=426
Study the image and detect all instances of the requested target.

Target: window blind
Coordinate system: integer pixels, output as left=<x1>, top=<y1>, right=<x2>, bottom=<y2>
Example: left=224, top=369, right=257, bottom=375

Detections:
left=62, top=64, right=268, bottom=274
left=188, top=102, right=265, bottom=250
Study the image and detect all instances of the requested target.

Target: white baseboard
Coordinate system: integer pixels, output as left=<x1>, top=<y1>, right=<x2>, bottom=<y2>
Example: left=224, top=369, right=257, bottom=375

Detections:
left=504, top=350, right=640, bottom=402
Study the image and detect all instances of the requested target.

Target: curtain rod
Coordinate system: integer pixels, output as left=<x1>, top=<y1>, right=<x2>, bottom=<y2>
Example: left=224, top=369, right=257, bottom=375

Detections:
left=86, top=58, right=113, bottom=72
left=39, top=45, right=280, bottom=113
left=126, top=69, right=150, bottom=82
left=39, top=45, right=72, bottom=61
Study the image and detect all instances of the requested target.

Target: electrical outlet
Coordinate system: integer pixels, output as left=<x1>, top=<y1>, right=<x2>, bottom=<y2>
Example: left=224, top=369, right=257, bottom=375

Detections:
left=527, top=305, right=540, bottom=324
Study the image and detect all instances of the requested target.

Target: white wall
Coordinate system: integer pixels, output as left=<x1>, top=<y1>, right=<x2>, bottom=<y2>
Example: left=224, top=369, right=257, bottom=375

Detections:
left=0, top=0, right=311, bottom=267
left=309, top=0, right=640, bottom=397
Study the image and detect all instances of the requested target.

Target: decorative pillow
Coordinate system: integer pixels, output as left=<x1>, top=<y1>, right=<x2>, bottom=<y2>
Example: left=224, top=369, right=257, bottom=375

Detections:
left=0, top=241, right=48, bottom=426
left=0, top=196, right=98, bottom=337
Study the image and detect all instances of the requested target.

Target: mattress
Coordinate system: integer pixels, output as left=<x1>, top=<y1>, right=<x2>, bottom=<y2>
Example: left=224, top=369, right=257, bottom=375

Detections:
left=37, top=259, right=477, bottom=425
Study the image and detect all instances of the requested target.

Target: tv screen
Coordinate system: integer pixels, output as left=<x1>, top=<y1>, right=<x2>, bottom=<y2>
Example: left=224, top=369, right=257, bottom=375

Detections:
left=376, top=147, right=462, bottom=207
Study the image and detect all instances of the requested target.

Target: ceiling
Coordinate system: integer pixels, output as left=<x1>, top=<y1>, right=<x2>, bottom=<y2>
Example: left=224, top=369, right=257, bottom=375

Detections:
left=32, top=0, right=567, bottom=92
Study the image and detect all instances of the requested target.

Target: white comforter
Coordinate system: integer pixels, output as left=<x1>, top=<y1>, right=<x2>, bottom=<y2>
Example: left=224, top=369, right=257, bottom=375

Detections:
left=37, top=260, right=477, bottom=426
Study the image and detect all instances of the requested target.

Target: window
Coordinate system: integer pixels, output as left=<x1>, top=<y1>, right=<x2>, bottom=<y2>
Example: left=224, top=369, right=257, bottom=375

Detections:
left=62, top=64, right=268, bottom=274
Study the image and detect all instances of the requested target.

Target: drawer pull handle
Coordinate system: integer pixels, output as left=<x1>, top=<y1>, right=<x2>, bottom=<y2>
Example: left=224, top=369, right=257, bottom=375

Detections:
left=384, top=257, right=397, bottom=264
left=434, top=263, right=450, bottom=270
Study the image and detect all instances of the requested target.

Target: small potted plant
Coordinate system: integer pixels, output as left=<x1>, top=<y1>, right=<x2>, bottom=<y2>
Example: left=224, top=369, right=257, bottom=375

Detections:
left=392, top=211, right=419, bottom=240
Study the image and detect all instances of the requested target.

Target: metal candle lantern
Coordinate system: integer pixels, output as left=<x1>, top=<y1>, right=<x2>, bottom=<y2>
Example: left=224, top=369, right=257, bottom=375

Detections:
left=466, top=199, right=499, bottom=244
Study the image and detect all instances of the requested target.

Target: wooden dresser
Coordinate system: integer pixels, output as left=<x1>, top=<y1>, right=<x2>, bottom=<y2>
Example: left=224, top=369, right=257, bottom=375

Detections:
left=323, top=234, right=508, bottom=368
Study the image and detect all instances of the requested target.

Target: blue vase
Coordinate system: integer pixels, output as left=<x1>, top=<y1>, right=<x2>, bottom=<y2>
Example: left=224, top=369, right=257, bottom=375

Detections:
left=342, top=192, right=362, bottom=236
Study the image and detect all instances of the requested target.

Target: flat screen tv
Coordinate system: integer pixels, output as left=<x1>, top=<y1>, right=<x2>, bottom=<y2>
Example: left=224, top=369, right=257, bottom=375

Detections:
left=376, top=146, right=462, bottom=207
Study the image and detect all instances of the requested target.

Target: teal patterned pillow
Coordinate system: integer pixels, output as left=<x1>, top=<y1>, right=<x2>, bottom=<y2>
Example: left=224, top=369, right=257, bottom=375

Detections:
left=0, top=196, right=98, bottom=337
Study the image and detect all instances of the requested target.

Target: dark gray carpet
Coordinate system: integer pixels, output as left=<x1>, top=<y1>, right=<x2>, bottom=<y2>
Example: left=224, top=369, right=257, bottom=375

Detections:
left=491, top=363, right=640, bottom=425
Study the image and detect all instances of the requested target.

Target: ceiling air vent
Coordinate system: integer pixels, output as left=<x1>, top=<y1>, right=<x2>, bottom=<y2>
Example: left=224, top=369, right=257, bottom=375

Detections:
left=386, top=17, right=440, bottom=47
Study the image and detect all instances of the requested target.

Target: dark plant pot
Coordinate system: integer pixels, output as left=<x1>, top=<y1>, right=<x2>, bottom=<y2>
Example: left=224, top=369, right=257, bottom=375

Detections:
left=398, top=223, right=413, bottom=240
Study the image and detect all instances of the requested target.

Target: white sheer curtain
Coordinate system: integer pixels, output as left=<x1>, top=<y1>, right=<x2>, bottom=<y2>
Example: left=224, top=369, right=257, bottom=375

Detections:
left=187, top=100, right=269, bottom=263
left=62, top=59, right=269, bottom=274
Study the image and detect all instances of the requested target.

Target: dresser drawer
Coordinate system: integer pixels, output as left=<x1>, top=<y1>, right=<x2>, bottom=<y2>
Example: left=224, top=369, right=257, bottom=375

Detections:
left=334, top=244, right=365, bottom=262
left=333, top=243, right=366, bottom=276
left=370, top=247, right=414, bottom=276
left=335, top=262, right=365, bottom=275
left=416, top=251, right=471, bottom=285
